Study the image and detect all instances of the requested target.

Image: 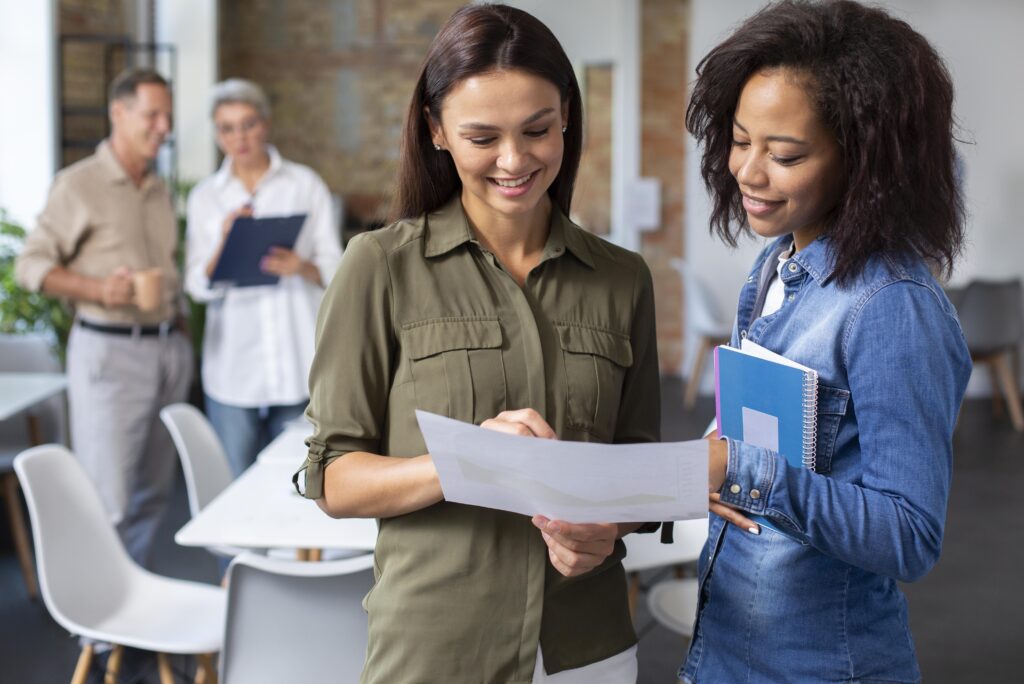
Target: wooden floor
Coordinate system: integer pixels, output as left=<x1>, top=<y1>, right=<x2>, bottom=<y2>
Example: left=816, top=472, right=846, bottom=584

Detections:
left=1, top=378, right=1021, bottom=682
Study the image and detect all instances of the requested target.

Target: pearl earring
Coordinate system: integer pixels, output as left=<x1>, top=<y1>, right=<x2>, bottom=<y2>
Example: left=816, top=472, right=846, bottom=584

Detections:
left=561, top=126, right=567, bottom=134
left=434, top=144, right=442, bottom=151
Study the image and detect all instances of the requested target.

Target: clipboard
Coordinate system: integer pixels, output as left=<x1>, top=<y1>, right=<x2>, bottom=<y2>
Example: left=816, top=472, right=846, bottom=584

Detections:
left=209, top=214, right=307, bottom=287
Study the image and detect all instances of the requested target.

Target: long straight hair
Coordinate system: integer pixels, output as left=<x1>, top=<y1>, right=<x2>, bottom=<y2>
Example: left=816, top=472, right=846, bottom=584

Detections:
left=390, top=3, right=583, bottom=222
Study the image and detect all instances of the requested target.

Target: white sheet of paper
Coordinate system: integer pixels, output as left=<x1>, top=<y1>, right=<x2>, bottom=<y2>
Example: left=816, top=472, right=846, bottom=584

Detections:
left=416, top=410, right=709, bottom=523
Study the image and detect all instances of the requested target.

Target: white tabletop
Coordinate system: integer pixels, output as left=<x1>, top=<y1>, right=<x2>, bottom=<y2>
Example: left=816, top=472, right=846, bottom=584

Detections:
left=0, top=372, right=67, bottom=421
left=258, top=423, right=312, bottom=465
left=175, top=430, right=378, bottom=551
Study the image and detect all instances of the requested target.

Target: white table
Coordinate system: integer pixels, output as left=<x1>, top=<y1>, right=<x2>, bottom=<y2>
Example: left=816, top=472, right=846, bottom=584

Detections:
left=0, top=372, right=67, bottom=421
left=175, top=427, right=378, bottom=553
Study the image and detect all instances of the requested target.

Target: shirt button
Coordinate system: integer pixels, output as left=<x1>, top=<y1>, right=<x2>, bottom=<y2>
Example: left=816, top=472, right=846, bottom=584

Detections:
left=787, top=293, right=795, bottom=301
left=746, top=275, right=755, bottom=283
left=750, top=489, right=761, bottom=500
left=788, top=263, right=799, bottom=273
left=740, top=330, right=747, bottom=339
left=729, top=484, right=741, bottom=494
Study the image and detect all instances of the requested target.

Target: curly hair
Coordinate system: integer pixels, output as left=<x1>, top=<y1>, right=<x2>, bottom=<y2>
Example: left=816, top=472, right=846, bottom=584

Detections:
left=390, top=3, right=583, bottom=222
left=686, top=0, right=965, bottom=283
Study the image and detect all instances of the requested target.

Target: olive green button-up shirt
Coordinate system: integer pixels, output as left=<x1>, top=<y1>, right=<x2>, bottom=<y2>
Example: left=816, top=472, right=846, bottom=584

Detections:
left=301, top=197, right=660, bottom=683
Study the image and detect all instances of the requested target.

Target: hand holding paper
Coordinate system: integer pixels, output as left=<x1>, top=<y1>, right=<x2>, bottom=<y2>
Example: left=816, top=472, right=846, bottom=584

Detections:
left=416, top=410, right=709, bottom=524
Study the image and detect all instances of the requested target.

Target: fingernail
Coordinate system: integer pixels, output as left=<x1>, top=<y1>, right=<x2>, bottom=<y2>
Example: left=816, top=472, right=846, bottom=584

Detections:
left=747, top=526, right=760, bottom=535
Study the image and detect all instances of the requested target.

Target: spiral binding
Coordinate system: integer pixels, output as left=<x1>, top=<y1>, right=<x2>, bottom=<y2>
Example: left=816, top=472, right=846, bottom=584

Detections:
left=802, top=371, right=819, bottom=471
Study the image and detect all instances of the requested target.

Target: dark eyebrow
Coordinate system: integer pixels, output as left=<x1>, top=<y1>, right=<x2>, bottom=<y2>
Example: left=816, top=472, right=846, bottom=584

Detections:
left=733, top=118, right=808, bottom=145
left=458, top=107, right=558, bottom=132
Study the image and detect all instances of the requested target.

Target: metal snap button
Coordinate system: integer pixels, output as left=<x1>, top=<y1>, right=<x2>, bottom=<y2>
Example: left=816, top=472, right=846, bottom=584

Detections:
left=729, top=484, right=741, bottom=494
left=750, top=489, right=761, bottom=499
left=788, top=262, right=799, bottom=273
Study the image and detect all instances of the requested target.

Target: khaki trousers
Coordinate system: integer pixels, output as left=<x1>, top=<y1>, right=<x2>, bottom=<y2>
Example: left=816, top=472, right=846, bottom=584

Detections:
left=67, top=323, right=192, bottom=567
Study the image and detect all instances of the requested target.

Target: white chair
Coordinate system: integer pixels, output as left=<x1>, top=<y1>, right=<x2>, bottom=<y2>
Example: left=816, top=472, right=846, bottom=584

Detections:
left=669, top=259, right=732, bottom=410
left=14, top=444, right=225, bottom=684
left=623, top=518, right=707, bottom=617
left=220, top=551, right=375, bottom=684
left=647, top=576, right=700, bottom=638
left=0, top=333, right=66, bottom=599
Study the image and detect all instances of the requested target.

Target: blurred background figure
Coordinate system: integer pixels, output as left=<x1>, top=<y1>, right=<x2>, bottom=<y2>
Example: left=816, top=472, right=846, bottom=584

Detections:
left=185, top=78, right=342, bottom=478
left=14, top=68, right=192, bottom=568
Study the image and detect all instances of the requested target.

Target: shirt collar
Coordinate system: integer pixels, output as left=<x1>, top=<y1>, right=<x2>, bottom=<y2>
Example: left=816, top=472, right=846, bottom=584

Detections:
left=790, top=234, right=838, bottom=285
left=423, top=196, right=596, bottom=269
left=96, top=139, right=161, bottom=192
left=213, top=144, right=283, bottom=190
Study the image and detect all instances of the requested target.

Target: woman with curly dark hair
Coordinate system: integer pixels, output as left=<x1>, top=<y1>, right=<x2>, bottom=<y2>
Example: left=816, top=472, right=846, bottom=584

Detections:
left=684, top=2, right=971, bottom=681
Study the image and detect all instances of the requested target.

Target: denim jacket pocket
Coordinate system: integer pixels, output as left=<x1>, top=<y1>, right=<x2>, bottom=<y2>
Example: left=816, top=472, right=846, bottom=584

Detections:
left=555, top=323, right=633, bottom=440
left=402, top=317, right=506, bottom=424
left=814, top=384, right=850, bottom=474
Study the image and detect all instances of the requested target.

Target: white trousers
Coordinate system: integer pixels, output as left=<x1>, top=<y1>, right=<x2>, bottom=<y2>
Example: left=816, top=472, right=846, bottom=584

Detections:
left=532, top=644, right=638, bottom=683
left=67, top=324, right=192, bottom=567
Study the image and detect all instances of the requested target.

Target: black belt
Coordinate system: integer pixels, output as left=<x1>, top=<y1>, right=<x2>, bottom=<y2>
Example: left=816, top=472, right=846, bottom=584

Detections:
left=78, top=319, right=173, bottom=337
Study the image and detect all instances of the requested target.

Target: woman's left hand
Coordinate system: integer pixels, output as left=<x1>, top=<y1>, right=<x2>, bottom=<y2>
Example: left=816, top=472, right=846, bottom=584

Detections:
left=532, top=515, right=619, bottom=577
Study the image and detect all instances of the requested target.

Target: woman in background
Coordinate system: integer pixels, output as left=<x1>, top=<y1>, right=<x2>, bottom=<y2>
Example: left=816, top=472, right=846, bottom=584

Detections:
left=186, top=79, right=342, bottom=477
left=297, top=4, right=661, bottom=682
left=686, top=1, right=971, bottom=681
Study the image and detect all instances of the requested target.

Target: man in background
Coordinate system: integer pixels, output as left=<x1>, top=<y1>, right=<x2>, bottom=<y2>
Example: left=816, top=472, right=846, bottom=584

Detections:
left=16, top=68, right=192, bottom=567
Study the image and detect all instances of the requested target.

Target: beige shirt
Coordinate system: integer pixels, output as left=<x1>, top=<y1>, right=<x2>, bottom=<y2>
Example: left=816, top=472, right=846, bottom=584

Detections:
left=299, top=197, right=661, bottom=682
left=15, top=140, right=181, bottom=324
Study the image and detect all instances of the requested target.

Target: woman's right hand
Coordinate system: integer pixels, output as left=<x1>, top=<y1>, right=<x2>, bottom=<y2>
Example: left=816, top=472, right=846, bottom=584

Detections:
left=480, top=408, right=557, bottom=439
left=221, top=204, right=253, bottom=238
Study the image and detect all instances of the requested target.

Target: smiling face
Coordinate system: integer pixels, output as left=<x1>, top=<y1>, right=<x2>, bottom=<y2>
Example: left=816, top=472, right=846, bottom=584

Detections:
left=429, top=69, right=568, bottom=226
left=729, top=69, right=844, bottom=250
left=110, top=82, right=172, bottom=165
left=214, top=101, right=269, bottom=168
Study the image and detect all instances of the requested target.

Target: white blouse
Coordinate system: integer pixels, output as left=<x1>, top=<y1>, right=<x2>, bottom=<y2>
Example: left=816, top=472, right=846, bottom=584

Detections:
left=185, top=146, right=343, bottom=407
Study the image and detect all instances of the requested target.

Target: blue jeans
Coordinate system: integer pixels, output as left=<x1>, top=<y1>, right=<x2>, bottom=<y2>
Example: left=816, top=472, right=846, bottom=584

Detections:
left=204, top=395, right=306, bottom=477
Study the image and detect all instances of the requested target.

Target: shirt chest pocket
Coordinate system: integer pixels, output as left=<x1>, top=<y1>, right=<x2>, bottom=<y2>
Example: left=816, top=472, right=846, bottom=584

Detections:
left=401, top=317, right=507, bottom=425
left=556, top=323, right=633, bottom=440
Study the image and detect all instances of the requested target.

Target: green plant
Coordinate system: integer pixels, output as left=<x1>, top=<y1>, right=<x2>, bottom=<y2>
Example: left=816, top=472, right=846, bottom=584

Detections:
left=173, top=179, right=206, bottom=357
left=0, top=211, right=73, bottom=357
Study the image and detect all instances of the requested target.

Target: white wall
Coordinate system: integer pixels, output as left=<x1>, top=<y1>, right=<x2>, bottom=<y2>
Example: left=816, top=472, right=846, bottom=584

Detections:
left=0, top=0, right=57, bottom=227
left=156, top=0, right=218, bottom=186
left=686, top=0, right=1024, bottom=394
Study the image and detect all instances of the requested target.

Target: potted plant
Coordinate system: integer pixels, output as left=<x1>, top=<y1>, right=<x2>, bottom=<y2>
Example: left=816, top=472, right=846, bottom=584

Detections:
left=0, top=211, right=73, bottom=358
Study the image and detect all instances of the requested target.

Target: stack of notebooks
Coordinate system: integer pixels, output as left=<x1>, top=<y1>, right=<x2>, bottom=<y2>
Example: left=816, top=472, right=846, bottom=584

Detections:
left=714, top=339, right=819, bottom=532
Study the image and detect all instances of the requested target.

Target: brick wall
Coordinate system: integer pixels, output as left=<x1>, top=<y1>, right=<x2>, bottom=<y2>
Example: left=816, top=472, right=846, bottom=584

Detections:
left=640, top=0, right=690, bottom=374
left=219, top=0, right=464, bottom=228
left=573, top=64, right=614, bottom=237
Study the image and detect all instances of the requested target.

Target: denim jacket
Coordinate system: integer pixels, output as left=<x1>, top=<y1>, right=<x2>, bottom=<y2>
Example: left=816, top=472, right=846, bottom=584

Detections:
left=681, top=236, right=971, bottom=683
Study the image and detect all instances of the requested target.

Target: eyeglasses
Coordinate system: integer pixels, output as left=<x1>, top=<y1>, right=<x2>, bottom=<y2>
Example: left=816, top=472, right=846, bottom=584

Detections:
left=215, top=117, right=263, bottom=137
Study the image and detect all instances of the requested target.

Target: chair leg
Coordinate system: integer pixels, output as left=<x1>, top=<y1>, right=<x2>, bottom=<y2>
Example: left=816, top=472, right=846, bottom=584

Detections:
left=2, top=472, right=38, bottom=599
left=684, top=338, right=711, bottom=410
left=156, top=653, right=175, bottom=684
left=985, top=358, right=1005, bottom=418
left=195, top=653, right=218, bottom=684
left=71, top=644, right=95, bottom=684
left=991, top=352, right=1024, bottom=432
left=104, top=645, right=124, bottom=684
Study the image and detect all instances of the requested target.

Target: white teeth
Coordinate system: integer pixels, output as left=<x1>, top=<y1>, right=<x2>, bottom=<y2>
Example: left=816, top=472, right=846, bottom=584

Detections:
left=494, top=173, right=533, bottom=188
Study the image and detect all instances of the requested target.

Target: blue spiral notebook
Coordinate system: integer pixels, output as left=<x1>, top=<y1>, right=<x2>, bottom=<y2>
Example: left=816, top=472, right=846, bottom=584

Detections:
left=714, top=340, right=819, bottom=532
left=209, top=214, right=306, bottom=287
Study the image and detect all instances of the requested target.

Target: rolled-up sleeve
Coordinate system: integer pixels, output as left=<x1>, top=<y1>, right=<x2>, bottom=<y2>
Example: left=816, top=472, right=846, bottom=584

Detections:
left=15, top=175, right=86, bottom=292
left=296, top=232, right=394, bottom=499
